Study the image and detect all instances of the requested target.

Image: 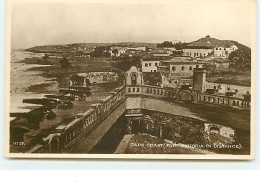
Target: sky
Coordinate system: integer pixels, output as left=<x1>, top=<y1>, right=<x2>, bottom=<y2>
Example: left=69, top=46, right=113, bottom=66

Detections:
left=10, top=0, right=255, bottom=49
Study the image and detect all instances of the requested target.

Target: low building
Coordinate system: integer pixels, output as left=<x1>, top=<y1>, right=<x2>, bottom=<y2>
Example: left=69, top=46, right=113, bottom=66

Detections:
left=158, top=58, right=204, bottom=78
left=157, top=58, right=204, bottom=88
left=150, top=49, right=171, bottom=57
left=126, top=46, right=146, bottom=51
left=213, top=45, right=238, bottom=58
left=168, top=62, right=204, bottom=77
left=141, top=60, right=161, bottom=72
left=77, top=72, right=120, bottom=84
left=183, top=48, right=213, bottom=58
left=109, top=47, right=127, bottom=57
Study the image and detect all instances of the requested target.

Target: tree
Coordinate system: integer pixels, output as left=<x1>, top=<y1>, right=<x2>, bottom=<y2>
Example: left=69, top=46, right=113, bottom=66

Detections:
left=157, top=41, right=174, bottom=48
left=112, top=49, right=119, bottom=56
left=112, top=55, right=141, bottom=71
left=42, top=54, right=49, bottom=62
left=92, top=46, right=111, bottom=57
left=59, top=57, right=72, bottom=69
left=228, top=49, right=251, bottom=71
left=172, top=42, right=188, bottom=50
left=157, top=41, right=188, bottom=50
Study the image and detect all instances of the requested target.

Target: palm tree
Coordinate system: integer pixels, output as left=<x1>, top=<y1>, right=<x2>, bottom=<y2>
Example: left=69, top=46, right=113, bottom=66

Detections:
left=59, top=57, right=72, bottom=69
left=42, top=54, right=49, bottom=62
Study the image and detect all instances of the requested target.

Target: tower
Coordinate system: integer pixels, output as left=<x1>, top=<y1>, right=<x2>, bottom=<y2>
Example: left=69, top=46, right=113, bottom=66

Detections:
left=124, top=66, right=144, bottom=134
left=193, top=68, right=206, bottom=93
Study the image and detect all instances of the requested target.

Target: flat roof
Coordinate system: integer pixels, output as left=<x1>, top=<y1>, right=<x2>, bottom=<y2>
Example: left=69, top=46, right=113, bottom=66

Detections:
left=168, top=62, right=203, bottom=65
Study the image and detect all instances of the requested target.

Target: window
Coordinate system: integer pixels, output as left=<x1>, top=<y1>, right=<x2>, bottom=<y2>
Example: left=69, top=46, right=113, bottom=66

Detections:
left=182, top=66, right=185, bottom=70
left=145, top=63, right=148, bottom=67
left=149, top=63, right=151, bottom=66
left=131, top=73, right=137, bottom=85
left=189, top=66, right=192, bottom=70
left=172, top=66, right=176, bottom=71
left=155, top=63, right=158, bottom=66
left=216, top=48, right=218, bottom=50
left=154, top=70, right=156, bottom=72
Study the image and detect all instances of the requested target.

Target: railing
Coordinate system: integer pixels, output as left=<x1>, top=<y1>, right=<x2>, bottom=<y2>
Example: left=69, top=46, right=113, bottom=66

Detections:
left=28, top=85, right=126, bottom=153
left=198, top=93, right=250, bottom=108
left=126, top=85, right=178, bottom=99
left=126, top=85, right=250, bottom=108
left=28, top=84, right=250, bottom=153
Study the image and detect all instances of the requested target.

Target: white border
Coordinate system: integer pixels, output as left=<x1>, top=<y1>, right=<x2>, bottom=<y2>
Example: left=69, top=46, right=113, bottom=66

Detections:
left=4, top=0, right=257, bottom=160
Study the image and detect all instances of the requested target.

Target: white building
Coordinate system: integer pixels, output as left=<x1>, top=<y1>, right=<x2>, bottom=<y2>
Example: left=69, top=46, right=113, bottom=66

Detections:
left=183, top=36, right=239, bottom=58
left=183, top=48, right=213, bottom=58
left=110, top=47, right=127, bottom=57
left=126, top=46, right=146, bottom=51
left=169, top=62, right=204, bottom=77
left=141, top=60, right=161, bottom=72
left=213, top=45, right=238, bottom=58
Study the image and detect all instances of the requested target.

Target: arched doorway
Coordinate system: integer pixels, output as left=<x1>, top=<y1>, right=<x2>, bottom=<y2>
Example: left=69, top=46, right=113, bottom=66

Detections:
left=179, top=91, right=194, bottom=102
left=50, top=137, right=59, bottom=153
left=130, top=73, right=137, bottom=85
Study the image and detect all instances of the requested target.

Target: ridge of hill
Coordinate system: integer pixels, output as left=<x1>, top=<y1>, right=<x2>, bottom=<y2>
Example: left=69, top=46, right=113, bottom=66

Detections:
left=186, top=35, right=251, bottom=53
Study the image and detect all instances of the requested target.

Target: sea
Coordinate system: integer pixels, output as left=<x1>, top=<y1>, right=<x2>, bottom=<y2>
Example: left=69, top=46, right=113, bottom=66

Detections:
left=10, top=49, right=56, bottom=113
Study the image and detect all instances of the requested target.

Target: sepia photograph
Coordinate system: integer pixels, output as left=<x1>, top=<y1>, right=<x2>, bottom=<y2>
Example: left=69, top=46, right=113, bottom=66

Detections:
left=5, top=0, right=256, bottom=159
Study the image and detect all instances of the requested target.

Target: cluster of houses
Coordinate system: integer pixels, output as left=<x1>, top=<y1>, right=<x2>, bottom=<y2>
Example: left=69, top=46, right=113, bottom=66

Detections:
left=48, top=35, right=242, bottom=93
left=138, top=35, right=240, bottom=89
left=57, top=35, right=241, bottom=95
left=139, top=54, right=249, bottom=98
left=48, top=35, right=239, bottom=62
left=109, top=46, right=182, bottom=58
left=108, top=35, right=238, bottom=59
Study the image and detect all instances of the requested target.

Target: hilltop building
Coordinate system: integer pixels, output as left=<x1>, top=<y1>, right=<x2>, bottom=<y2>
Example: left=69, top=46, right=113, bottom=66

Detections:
left=213, top=45, right=238, bottom=58
left=182, top=35, right=238, bottom=58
